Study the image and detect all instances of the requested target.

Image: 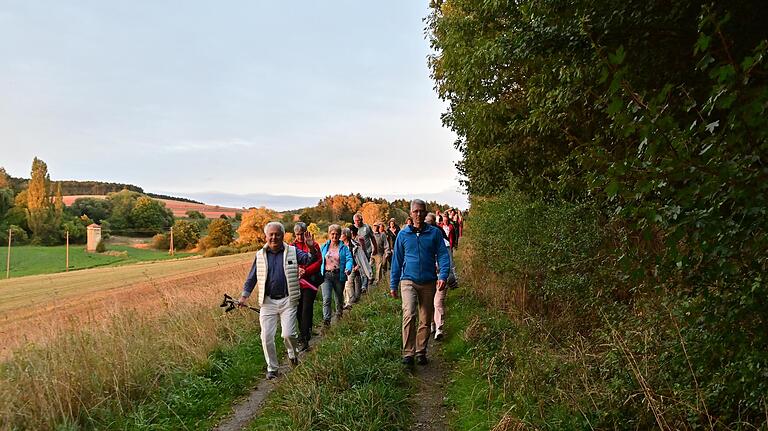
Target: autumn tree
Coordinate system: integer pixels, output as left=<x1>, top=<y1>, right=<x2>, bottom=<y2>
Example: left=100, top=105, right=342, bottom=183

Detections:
left=237, top=207, right=278, bottom=245
left=199, top=218, right=234, bottom=249
left=53, top=182, right=64, bottom=228
left=0, top=167, right=9, bottom=189
left=360, top=202, right=387, bottom=226
left=26, top=157, right=55, bottom=243
left=170, top=219, right=200, bottom=249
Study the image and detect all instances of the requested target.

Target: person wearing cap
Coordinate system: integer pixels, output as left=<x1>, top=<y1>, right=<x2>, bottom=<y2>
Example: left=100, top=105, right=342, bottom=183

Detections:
left=389, top=199, right=451, bottom=366
left=239, top=221, right=319, bottom=380
left=371, top=222, right=391, bottom=285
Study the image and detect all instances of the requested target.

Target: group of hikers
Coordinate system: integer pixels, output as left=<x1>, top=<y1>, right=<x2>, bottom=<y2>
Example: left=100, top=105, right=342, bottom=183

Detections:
left=238, top=199, right=463, bottom=379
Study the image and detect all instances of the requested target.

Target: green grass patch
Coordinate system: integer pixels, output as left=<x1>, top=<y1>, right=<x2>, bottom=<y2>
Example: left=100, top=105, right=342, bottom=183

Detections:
left=248, top=288, right=413, bottom=431
left=443, top=284, right=595, bottom=430
left=0, top=244, right=193, bottom=278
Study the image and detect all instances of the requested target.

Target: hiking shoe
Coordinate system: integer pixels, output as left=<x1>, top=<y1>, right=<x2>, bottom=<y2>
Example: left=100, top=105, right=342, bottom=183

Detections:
left=290, top=357, right=299, bottom=367
left=402, top=356, right=415, bottom=366
left=323, top=319, right=331, bottom=327
left=299, top=341, right=311, bottom=352
left=416, top=355, right=428, bottom=365
left=435, top=329, right=444, bottom=341
left=266, top=370, right=279, bottom=380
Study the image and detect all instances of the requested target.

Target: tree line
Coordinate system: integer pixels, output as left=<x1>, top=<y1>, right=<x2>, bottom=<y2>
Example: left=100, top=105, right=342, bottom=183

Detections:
left=428, top=0, right=767, bottom=427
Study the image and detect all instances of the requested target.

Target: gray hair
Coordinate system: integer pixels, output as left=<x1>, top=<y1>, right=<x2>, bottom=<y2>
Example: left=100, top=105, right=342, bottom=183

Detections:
left=341, top=227, right=352, bottom=239
left=294, top=222, right=307, bottom=233
left=328, top=224, right=342, bottom=235
left=425, top=212, right=437, bottom=225
left=353, top=212, right=362, bottom=221
left=263, top=221, right=285, bottom=235
left=410, top=199, right=426, bottom=211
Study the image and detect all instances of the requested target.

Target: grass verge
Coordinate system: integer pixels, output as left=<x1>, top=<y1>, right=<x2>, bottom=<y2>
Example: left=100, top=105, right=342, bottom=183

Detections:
left=0, top=244, right=193, bottom=278
left=248, top=286, right=413, bottom=431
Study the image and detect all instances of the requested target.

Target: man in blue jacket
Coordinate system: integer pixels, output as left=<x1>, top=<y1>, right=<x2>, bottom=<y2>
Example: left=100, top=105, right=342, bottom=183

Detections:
left=390, top=199, right=451, bottom=365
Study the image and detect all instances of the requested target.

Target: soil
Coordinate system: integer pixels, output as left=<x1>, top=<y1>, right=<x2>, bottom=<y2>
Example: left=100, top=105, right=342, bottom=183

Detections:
left=410, top=341, right=449, bottom=431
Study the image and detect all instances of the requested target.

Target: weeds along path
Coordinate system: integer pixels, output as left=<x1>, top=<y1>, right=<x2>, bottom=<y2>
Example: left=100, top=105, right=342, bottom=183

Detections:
left=0, top=252, right=255, bottom=358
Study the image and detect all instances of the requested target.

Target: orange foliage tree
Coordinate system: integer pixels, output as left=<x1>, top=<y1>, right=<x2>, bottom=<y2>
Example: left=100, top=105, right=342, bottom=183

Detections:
left=237, top=207, right=279, bottom=245
left=360, top=202, right=388, bottom=226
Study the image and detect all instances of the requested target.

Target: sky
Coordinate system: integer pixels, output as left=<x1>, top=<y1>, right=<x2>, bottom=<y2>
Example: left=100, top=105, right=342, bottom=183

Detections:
left=0, top=1, right=467, bottom=210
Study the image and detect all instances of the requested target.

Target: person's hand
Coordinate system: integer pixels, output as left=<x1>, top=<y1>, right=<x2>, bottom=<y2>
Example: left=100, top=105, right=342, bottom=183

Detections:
left=389, top=290, right=399, bottom=299
left=298, top=268, right=306, bottom=278
left=305, top=231, right=315, bottom=247
left=353, top=265, right=359, bottom=272
left=238, top=296, right=249, bottom=307
left=437, top=280, right=447, bottom=291
left=345, top=269, right=351, bottom=276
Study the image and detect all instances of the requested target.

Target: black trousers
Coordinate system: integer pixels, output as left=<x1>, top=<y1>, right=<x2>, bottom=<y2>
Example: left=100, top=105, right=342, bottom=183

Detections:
left=297, top=287, right=317, bottom=343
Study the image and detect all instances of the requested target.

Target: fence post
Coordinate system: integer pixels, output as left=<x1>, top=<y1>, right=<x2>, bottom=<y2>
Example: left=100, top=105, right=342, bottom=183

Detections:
left=6, top=228, right=11, bottom=279
left=169, top=228, right=174, bottom=256
left=66, top=230, right=69, bottom=272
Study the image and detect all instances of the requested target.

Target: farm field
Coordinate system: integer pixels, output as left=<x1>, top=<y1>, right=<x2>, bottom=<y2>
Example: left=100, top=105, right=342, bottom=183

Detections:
left=0, top=251, right=255, bottom=357
left=0, top=251, right=260, bottom=429
left=0, top=244, right=194, bottom=278
left=62, top=195, right=243, bottom=218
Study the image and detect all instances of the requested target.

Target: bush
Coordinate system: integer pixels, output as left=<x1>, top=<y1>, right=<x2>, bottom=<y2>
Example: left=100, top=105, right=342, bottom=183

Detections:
left=199, top=219, right=234, bottom=250
left=152, top=233, right=170, bottom=250
left=203, top=246, right=238, bottom=258
left=0, top=225, right=29, bottom=245
left=95, top=239, right=106, bottom=253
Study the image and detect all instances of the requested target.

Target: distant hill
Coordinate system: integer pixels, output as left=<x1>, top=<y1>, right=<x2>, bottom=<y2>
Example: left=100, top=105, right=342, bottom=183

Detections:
left=62, top=195, right=241, bottom=219
left=8, top=177, right=202, bottom=204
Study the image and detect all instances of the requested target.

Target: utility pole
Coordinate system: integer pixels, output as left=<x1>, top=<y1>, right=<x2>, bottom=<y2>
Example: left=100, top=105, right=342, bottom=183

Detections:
left=169, top=227, right=174, bottom=256
left=65, top=230, right=69, bottom=272
left=6, top=228, right=11, bottom=279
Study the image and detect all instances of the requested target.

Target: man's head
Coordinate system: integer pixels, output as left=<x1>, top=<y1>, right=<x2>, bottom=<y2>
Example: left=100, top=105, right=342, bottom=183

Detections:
left=353, top=213, right=363, bottom=227
left=410, top=199, right=427, bottom=229
left=425, top=212, right=437, bottom=226
left=293, top=222, right=307, bottom=243
left=263, top=222, right=285, bottom=252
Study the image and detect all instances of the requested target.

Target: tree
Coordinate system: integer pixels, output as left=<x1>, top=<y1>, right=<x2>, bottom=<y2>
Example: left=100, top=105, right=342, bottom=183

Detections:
left=171, top=219, right=200, bottom=250
left=237, top=207, right=278, bottom=245
left=106, top=189, right=143, bottom=231
left=185, top=210, right=205, bottom=219
left=25, top=157, right=55, bottom=243
left=200, top=218, right=234, bottom=249
left=0, top=188, right=13, bottom=219
left=53, top=182, right=64, bottom=228
left=0, top=167, right=9, bottom=189
left=130, top=196, right=174, bottom=235
left=69, top=197, right=112, bottom=224
left=360, top=202, right=387, bottom=226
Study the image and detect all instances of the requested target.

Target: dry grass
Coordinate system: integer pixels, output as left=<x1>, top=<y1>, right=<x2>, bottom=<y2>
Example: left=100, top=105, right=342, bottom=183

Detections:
left=0, top=253, right=259, bottom=430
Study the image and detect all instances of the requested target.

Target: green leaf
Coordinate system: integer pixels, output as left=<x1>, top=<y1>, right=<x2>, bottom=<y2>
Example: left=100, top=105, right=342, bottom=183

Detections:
left=606, top=181, right=620, bottom=198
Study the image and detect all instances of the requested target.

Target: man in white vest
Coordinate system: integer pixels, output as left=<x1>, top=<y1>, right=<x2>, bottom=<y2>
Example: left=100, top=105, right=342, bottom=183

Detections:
left=239, top=221, right=318, bottom=379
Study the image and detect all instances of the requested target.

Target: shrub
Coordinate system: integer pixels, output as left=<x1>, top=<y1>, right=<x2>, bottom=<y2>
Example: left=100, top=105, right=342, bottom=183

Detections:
left=152, top=234, right=170, bottom=250
left=95, top=239, right=106, bottom=253
left=201, top=219, right=234, bottom=249
left=171, top=220, right=200, bottom=250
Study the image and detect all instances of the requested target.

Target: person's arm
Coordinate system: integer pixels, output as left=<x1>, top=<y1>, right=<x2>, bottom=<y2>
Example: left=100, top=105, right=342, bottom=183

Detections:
left=295, top=233, right=318, bottom=265
left=390, top=233, right=404, bottom=295
left=368, top=226, right=378, bottom=256
left=239, top=254, right=259, bottom=303
left=343, top=245, right=354, bottom=274
left=384, top=234, right=391, bottom=256
left=303, top=243, right=322, bottom=276
left=435, top=230, right=451, bottom=290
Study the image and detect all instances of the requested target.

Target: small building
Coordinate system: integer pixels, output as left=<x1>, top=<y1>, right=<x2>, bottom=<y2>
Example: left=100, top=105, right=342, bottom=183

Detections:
left=86, top=223, right=102, bottom=252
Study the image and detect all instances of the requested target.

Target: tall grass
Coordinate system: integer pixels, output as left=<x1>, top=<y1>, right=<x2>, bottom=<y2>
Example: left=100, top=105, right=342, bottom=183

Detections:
left=248, top=288, right=413, bottom=431
left=0, top=265, right=260, bottom=430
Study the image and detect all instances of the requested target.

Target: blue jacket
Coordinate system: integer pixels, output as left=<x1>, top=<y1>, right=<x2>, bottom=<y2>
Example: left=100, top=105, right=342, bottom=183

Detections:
left=320, top=240, right=354, bottom=282
left=390, top=224, right=451, bottom=291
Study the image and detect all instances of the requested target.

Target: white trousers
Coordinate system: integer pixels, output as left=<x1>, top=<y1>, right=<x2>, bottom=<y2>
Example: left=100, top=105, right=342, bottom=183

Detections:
left=259, top=296, right=299, bottom=372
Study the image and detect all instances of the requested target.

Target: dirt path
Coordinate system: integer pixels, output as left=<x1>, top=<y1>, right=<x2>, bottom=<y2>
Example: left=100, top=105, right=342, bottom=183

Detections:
left=410, top=341, right=449, bottom=431
left=211, top=317, right=332, bottom=431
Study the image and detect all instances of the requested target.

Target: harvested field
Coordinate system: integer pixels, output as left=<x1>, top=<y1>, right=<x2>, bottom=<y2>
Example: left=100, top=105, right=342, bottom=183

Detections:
left=62, top=195, right=244, bottom=218
left=0, top=252, right=255, bottom=359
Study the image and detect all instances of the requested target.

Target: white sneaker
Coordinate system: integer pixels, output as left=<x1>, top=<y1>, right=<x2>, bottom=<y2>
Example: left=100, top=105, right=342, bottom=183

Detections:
left=434, top=329, right=444, bottom=341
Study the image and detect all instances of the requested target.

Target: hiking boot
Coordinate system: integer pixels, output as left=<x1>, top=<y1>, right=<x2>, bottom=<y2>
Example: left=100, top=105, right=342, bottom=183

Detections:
left=266, top=370, right=279, bottom=380
left=290, top=357, right=299, bottom=367
left=402, top=356, right=415, bottom=366
left=299, top=341, right=311, bottom=352
left=416, top=355, right=428, bottom=365
left=323, top=319, right=331, bottom=327
left=435, top=329, right=444, bottom=341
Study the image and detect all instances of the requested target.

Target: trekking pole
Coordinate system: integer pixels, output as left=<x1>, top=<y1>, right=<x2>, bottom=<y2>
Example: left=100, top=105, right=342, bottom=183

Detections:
left=220, top=293, right=259, bottom=313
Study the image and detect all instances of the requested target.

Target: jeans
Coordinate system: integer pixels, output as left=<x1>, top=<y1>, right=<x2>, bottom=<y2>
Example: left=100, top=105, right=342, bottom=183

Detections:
left=297, top=287, right=317, bottom=343
left=360, top=274, right=369, bottom=294
left=321, top=271, right=344, bottom=321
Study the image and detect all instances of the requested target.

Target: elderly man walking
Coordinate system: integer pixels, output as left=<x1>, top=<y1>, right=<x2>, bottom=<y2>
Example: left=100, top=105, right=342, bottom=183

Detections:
left=353, top=212, right=378, bottom=294
left=239, top=222, right=318, bottom=379
left=390, top=199, right=451, bottom=366
left=372, top=222, right=391, bottom=285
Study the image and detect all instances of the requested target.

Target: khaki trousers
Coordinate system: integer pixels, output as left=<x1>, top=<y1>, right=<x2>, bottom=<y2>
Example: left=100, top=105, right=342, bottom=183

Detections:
left=400, top=280, right=436, bottom=357
left=371, top=254, right=386, bottom=284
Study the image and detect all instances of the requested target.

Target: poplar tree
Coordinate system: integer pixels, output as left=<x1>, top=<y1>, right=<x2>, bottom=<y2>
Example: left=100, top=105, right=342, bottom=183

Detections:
left=53, top=182, right=64, bottom=228
left=26, top=157, right=53, bottom=242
